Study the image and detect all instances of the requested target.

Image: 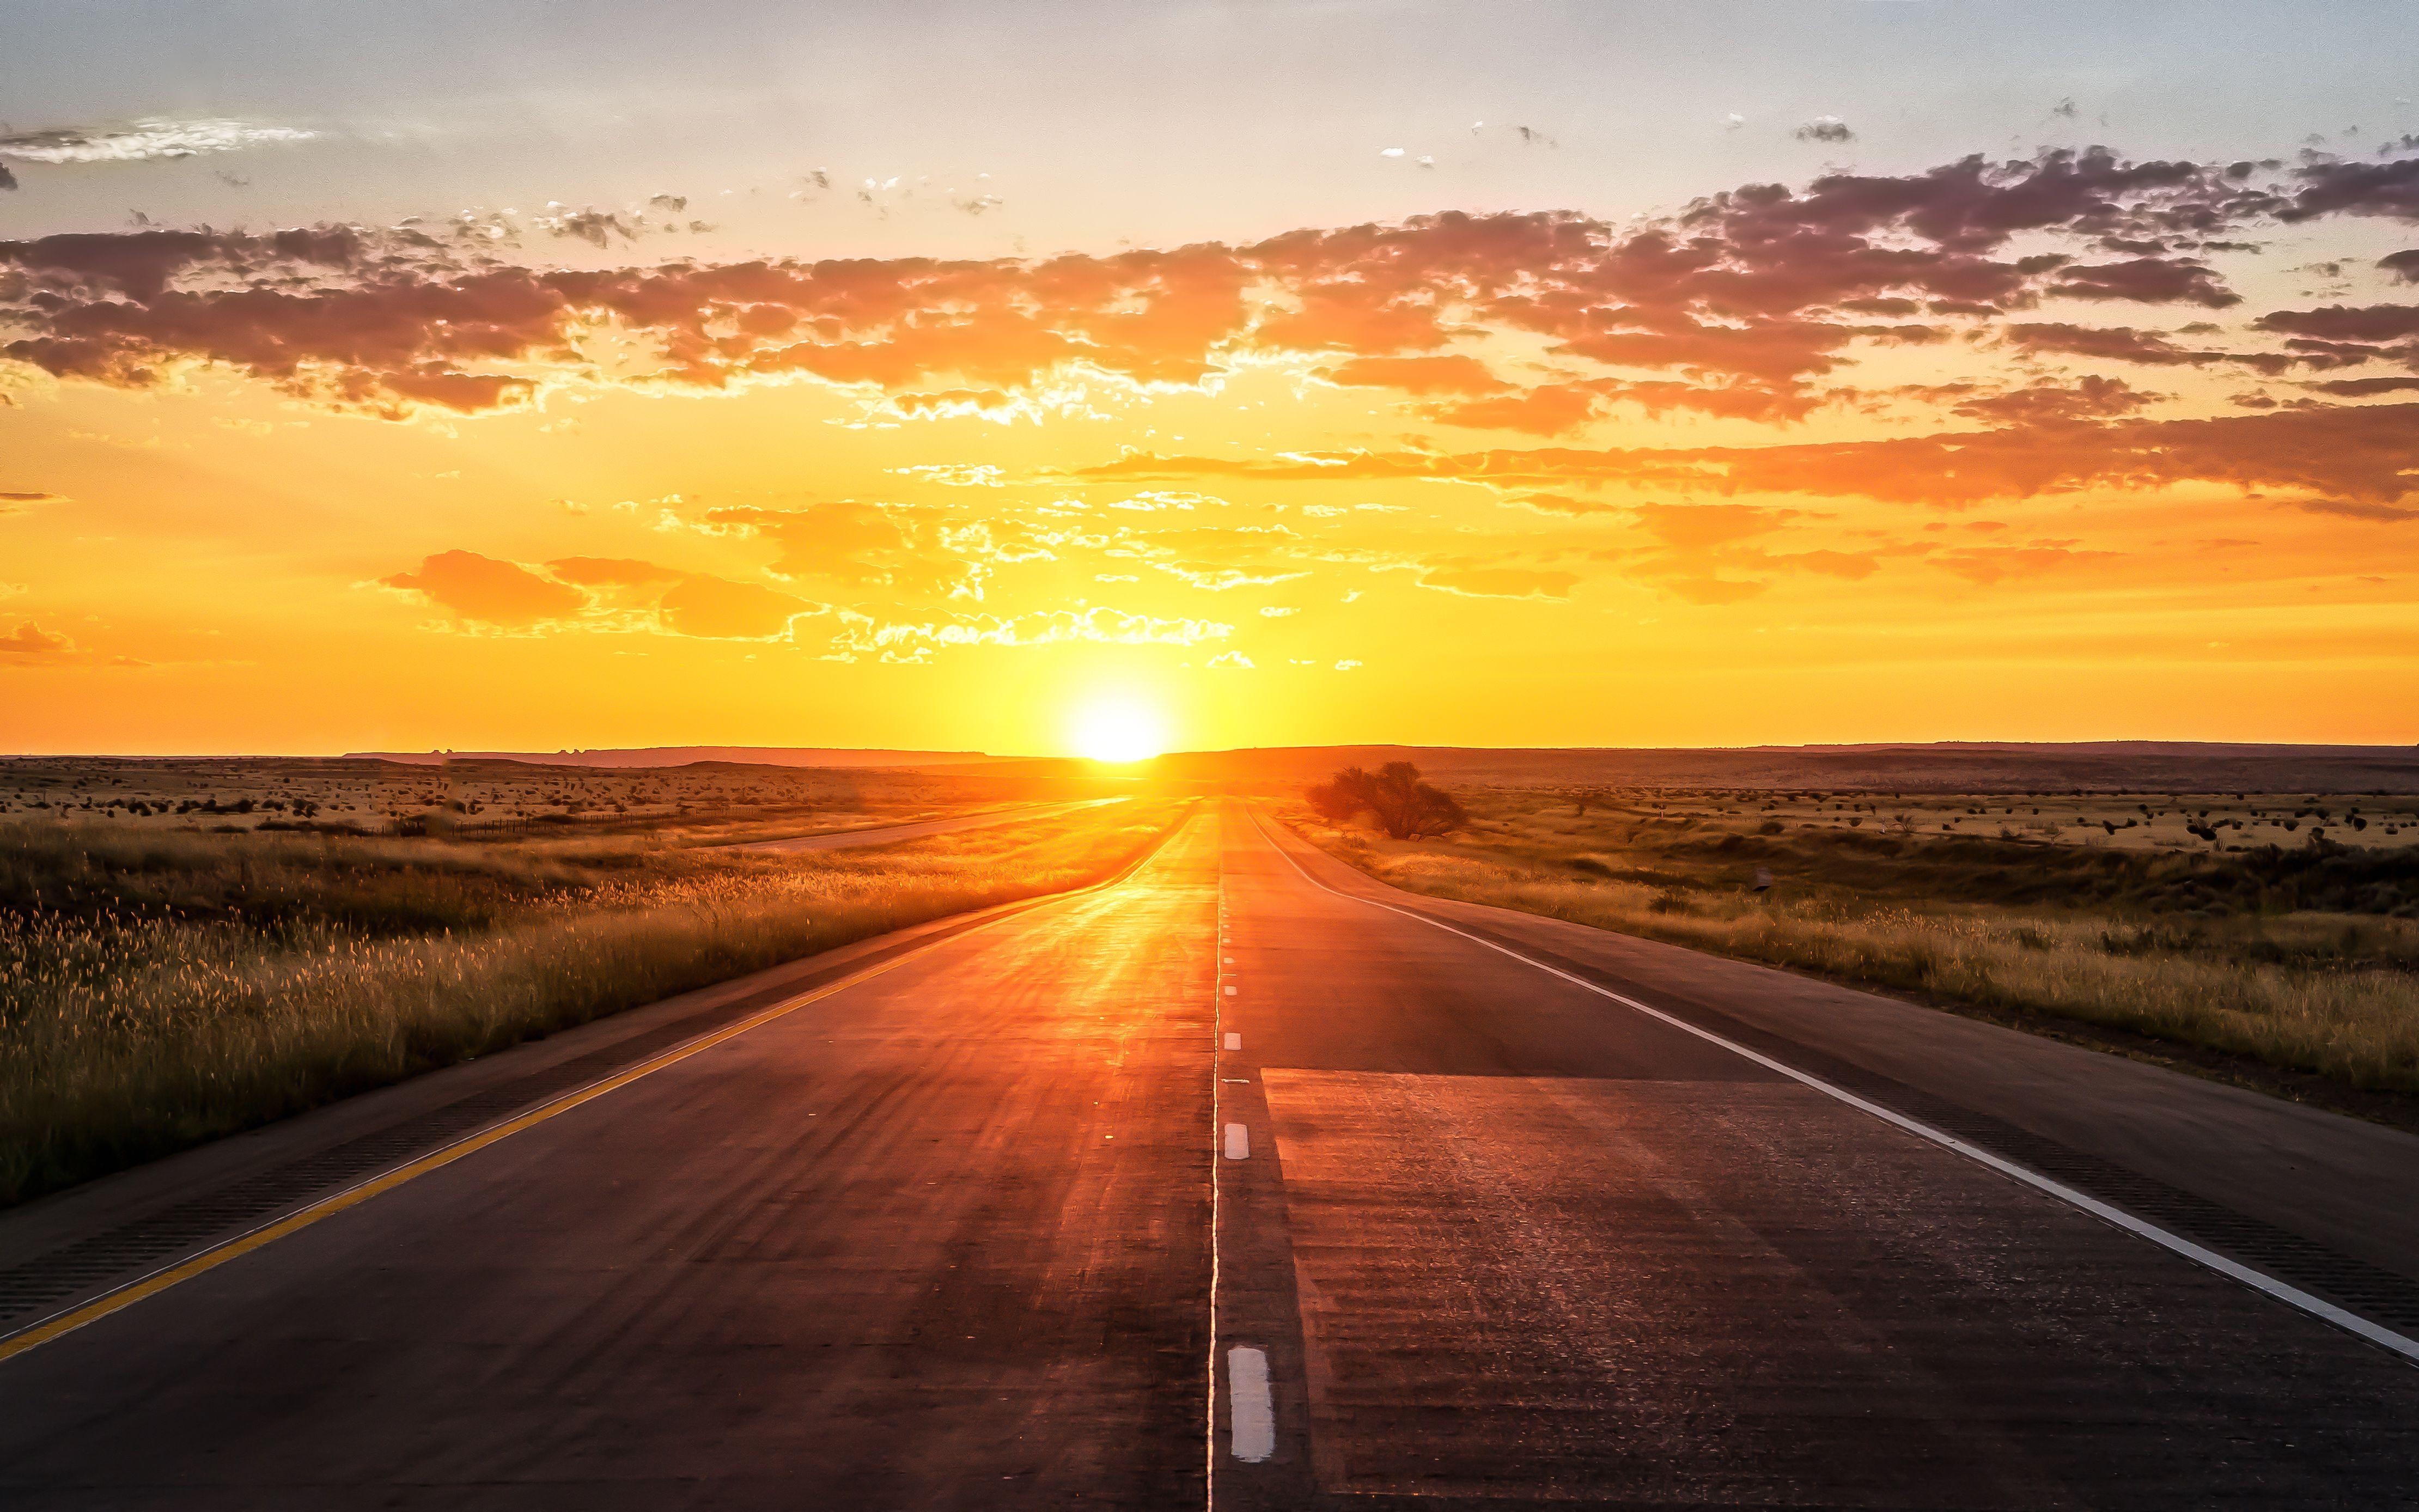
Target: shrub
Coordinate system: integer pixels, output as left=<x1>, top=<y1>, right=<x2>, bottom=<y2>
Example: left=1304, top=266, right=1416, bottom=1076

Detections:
left=1305, top=761, right=1467, bottom=839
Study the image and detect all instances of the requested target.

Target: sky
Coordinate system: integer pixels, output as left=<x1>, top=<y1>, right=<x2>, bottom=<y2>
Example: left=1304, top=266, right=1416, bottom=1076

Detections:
left=3, top=0, right=2416, bottom=757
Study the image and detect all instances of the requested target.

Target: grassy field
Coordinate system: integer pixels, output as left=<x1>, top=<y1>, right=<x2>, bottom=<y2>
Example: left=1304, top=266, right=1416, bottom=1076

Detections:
left=0, top=754, right=1120, bottom=837
left=0, top=799, right=1189, bottom=1206
left=1275, top=784, right=2419, bottom=1107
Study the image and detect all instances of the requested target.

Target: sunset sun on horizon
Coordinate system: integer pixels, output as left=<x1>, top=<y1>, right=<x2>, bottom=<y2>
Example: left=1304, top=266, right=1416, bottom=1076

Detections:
left=1069, top=693, right=1169, bottom=764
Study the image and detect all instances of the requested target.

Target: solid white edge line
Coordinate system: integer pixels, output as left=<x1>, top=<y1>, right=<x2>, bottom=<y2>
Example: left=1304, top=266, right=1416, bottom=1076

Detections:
left=1247, top=806, right=2419, bottom=1367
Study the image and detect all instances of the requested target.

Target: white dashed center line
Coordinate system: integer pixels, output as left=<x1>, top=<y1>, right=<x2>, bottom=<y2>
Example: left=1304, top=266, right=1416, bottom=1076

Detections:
left=1228, top=1346, right=1274, bottom=1462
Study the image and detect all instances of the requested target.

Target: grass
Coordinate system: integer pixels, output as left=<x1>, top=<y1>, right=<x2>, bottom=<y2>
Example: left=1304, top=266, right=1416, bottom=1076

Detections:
left=0, top=801, right=1190, bottom=1206
left=0, top=753, right=1126, bottom=835
left=1277, top=786, right=2419, bottom=1103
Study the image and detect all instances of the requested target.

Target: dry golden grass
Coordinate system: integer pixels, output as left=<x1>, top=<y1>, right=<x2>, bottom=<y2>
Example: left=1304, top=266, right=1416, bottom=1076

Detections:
left=0, top=802, right=1189, bottom=1205
left=0, top=753, right=1119, bottom=836
left=1280, top=787, right=2419, bottom=1099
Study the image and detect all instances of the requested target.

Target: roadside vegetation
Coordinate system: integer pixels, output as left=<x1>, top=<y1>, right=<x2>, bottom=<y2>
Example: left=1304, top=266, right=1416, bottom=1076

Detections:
left=1283, top=777, right=2419, bottom=1104
left=0, top=801, right=1189, bottom=1206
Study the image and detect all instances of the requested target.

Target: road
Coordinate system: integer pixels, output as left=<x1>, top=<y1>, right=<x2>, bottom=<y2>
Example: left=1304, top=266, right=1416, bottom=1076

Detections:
left=2, top=804, right=2415, bottom=1508
left=723, top=796, right=1128, bottom=854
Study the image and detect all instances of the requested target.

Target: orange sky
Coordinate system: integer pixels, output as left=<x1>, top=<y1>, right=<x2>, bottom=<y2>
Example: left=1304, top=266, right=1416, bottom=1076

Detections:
left=3, top=8, right=2417, bottom=754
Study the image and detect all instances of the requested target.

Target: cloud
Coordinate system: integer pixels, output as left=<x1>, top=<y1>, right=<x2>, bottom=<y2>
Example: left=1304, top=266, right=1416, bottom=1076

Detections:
left=703, top=502, right=984, bottom=599
left=1773, top=548, right=1881, bottom=581
left=2252, top=302, right=2419, bottom=345
left=1417, top=564, right=1580, bottom=599
left=2279, top=156, right=2419, bottom=222
left=0, top=490, right=64, bottom=512
left=1205, top=650, right=1255, bottom=668
left=657, top=574, right=819, bottom=638
left=1, top=142, right=2411, bottom=453
left=1948, top=375, right=2159, bottom=425
left=543, top=556, right=689, bottom=589
left=831, top=606, right=1231, bottom=662
left=533, top=206, right=638, bottom=248
left=1153, top=563, right=1307, bottom=591
left=1425, top=381, right=1607, bottom=436
left=383, top=548, right=831, bottom=640
left=2304, top=376, right=2419, bottom=397
left=1795, top=117, right=1855, bottom=144
left=1631, top=502, right=1797, bottom=551
left=2003, top=322, right=2294, bottom=373
left=0, top=621, right=71, bottom=658
left=2383, top=250, right=2419, bottom=284
left=1500, top=490, right=1618, bottom=515
left=1082, top=401, right=2419, bottom=507
left=0, top=119, right=318, bottom=167
left=1930, top=543, right=2118, bottom=584
left=379, top=550, right=586, bottom=629
left=2292, top=497, right=2418, bottom=522
left=1323, top=353, right=1509, bottom=396
left=2048, top=257, right=2238, bottom=307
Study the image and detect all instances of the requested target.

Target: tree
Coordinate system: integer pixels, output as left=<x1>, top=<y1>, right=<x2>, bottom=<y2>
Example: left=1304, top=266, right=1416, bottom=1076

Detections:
left=1305, top=761, right=1466, bottom=839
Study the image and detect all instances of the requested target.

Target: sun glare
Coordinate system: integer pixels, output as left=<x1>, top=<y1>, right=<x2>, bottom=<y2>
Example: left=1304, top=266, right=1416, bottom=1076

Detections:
left=1070, top=697, right=1168, bottom=764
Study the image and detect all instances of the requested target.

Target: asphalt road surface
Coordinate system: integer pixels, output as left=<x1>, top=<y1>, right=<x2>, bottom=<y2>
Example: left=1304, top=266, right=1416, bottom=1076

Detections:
left=724, top=797, right=1128, bottom=854
left=2, top=804, right=2416, bottom=1509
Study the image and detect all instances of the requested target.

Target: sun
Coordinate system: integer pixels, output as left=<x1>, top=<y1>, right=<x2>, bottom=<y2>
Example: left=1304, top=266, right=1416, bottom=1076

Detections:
left=1069, top=696, right=1168, bottom=764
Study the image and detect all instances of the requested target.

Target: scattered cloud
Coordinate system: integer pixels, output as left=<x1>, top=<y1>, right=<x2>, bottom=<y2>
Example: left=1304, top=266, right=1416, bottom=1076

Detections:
left=657, top=574, right=820, bottom=639
left=1795, top=116, right=1855, bottom=144
left=1417, top=563, right=1580, bottom=600
left=1092, top=400, right=2419, bottom=508
left=544, top=556, right=687, bottom=590
left=1323, top=354, right=1509, bottom=397
left=0, top=620, right=71, bottom=658
left=0, top=119, right=318, bottom=168
left=703, top=502, right=985, bottom=600
left=377, top=550, right=586, bottom=629
left=828, top=606, right=1232, bottom=663
left=2292, top=497, right=2418, bottom=522
left=9, top=145, right=2403, bottom=425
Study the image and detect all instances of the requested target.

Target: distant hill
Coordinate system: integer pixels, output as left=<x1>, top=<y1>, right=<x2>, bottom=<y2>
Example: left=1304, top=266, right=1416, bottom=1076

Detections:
left=346, top=746, right=1010, bottom=770
left=1144, top=742, right=2419, bottom=794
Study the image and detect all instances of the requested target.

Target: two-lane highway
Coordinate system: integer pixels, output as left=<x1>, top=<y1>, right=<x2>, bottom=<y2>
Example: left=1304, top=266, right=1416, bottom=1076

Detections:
left=3, top=804, right=2416, bottom=1508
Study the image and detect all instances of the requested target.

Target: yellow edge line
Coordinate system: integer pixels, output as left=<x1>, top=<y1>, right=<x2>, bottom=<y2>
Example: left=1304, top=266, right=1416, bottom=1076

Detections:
left=2, top=924, right=930, bottom=1365
left=0, top=802, right=1201, bottom=1368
